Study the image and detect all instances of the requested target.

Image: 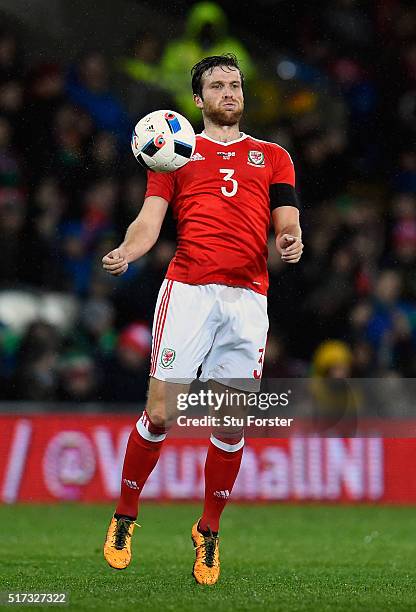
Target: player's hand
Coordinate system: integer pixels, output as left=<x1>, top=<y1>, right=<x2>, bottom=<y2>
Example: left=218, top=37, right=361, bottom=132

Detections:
left=102, top=246, right=129, bottom=276
left=277, top=234, right=303, bottom=263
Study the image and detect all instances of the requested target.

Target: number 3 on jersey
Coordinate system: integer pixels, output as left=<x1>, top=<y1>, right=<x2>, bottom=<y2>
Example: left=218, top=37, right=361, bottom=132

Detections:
left=220, top=168, right=238, bottom=197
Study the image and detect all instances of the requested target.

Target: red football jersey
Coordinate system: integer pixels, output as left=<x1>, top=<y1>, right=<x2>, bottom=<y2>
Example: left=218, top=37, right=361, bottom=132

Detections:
left=145, top=132, right=295, bottom=295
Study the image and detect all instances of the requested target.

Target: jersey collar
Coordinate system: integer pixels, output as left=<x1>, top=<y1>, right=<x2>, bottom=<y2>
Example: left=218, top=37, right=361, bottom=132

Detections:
left=198, top=131, right=249, bottom=146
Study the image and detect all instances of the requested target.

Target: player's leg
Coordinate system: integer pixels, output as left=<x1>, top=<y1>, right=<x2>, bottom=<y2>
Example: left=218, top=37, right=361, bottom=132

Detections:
left=104, top=377, right=174, bottom=569
left=104, top=280, right=178, bottom=570
left=191, top=398, right=244, bottom=585
left=192, top=286, right=268, bottom=584
left=191, top=381, right=244, bottom=585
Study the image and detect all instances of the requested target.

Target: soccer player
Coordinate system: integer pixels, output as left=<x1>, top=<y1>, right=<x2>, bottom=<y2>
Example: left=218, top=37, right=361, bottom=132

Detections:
left=102, top=54, right=303, bottom=585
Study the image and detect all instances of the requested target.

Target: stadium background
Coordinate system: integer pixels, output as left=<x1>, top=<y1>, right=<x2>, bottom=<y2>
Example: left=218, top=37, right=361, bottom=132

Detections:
left=2, top=3, right=416, bottom=611
left=0, top=0, right=416, bottom=505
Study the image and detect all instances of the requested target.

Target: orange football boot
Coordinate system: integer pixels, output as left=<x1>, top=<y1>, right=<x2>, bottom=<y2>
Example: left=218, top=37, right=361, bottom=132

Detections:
left=104, top=516, right=138, bottom=570
left=191, top=521, right=220, bottom=585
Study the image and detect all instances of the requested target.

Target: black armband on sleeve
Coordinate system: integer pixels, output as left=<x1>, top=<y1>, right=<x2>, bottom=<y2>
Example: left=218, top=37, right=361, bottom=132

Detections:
left=269, top=183, right=299, bottom=211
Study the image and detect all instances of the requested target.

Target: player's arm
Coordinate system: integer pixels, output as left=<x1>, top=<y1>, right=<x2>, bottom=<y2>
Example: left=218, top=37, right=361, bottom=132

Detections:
left=271, top=202, right=303, bottom=264
left=102, top=195, right=168, bottom=276
left=269, top=146, right=303, bottom=263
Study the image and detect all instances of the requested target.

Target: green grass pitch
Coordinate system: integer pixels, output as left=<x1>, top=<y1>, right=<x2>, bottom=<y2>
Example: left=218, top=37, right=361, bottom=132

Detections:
left=0, top=503, right=415, bottom=611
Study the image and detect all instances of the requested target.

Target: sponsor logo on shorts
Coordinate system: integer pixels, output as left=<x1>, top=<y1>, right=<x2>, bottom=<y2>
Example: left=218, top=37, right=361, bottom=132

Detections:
left=247, top=150, right=265, bottom=167
left=160, top=347, right=176, bottom=368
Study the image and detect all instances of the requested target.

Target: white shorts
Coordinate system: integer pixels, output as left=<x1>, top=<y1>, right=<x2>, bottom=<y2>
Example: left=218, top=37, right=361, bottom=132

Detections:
left=149, top=280, right=268, bottom=389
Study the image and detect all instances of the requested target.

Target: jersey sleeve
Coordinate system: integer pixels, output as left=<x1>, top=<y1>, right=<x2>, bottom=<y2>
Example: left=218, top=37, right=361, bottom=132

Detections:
left=144, top=170, right=175, bottom=202
left=270, top=146, right=295, bottom=187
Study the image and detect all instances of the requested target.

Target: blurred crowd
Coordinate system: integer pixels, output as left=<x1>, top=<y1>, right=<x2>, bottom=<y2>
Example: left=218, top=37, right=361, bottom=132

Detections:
left=0, top=0, right=415, bottom=403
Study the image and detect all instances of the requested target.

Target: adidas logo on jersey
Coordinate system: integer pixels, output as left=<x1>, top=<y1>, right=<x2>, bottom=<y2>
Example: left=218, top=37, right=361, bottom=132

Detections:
left=190, top=152, right=205, bottom=161
left=213, top=489, right=230, bottom=499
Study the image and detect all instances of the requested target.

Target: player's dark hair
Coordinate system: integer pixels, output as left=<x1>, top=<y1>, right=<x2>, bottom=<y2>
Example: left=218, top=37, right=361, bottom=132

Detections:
left=191, top=54, right=244, bottom=98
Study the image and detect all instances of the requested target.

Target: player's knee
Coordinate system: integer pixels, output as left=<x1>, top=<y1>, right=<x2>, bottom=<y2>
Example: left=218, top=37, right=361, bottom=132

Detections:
left=146, top=394, right=175, bottom=429
left=147, top=409, right=173, bottom=430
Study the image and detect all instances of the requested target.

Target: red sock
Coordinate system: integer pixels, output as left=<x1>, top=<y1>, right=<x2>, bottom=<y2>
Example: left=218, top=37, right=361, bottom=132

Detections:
left=199, top=436, right=244, bottom=533
left=115, top=411, right=167, bottom=519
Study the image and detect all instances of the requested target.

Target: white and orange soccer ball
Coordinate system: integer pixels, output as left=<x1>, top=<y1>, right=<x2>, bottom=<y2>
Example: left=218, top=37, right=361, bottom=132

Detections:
left=131, top=110, right=196, bottom=172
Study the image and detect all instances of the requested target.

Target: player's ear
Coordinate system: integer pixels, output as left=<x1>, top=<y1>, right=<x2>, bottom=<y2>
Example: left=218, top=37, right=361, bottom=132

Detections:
left=194, top=93, right=203, bottom=109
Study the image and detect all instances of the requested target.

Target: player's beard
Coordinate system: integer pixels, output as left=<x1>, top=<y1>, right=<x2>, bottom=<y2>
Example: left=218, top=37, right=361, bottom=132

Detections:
left=203, top=99, right=244, bottom=126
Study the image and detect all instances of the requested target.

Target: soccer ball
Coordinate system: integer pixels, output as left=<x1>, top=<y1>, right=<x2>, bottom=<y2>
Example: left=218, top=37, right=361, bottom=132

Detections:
left=131, top=110, right=196, bottom=172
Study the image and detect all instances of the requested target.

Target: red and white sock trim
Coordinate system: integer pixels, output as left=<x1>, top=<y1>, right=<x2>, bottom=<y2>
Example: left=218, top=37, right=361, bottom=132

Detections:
left=136, top=411, right=167, bottom=442
left=210, top=434, right=244, bottom=452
